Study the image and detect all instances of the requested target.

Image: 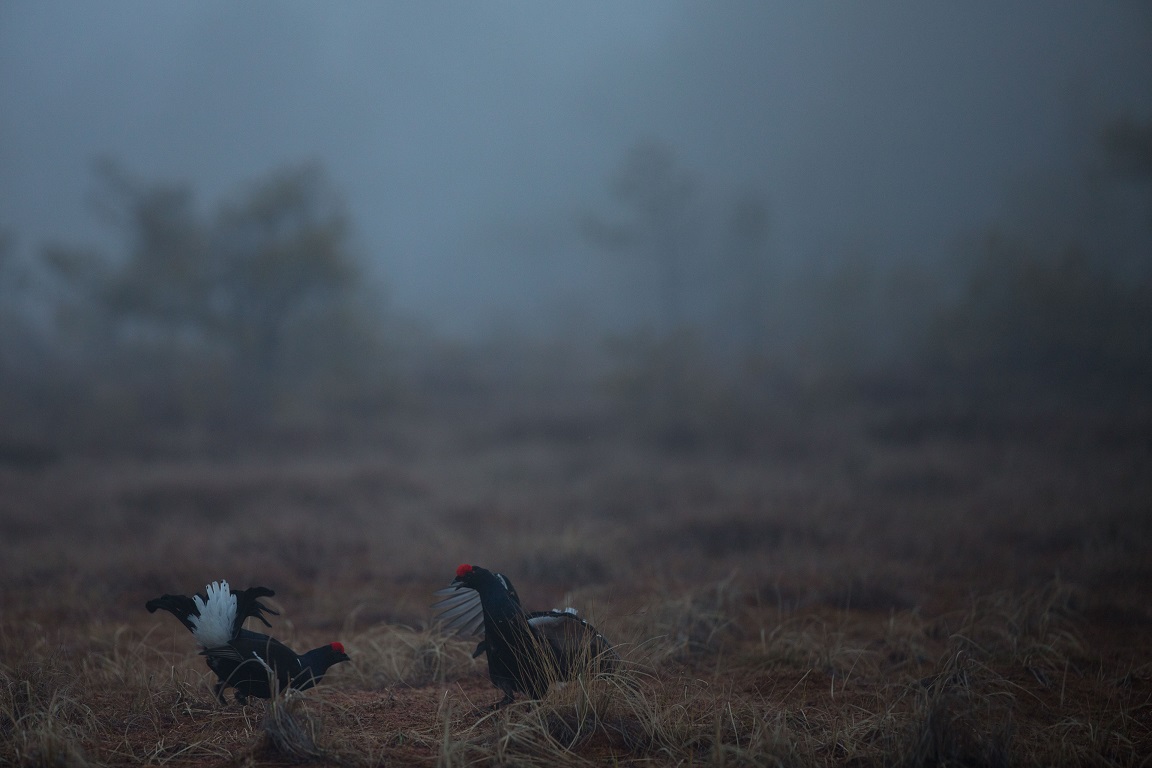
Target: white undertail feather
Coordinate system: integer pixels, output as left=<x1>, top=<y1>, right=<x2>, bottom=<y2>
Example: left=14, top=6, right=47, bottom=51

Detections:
left=190, top=580, right=236, bottom=648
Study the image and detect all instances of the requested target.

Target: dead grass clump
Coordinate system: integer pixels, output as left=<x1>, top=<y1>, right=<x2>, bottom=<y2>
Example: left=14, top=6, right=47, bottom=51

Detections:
left=896, top=690, right=1014, bottom=768
left=1042, top=702, right=1150, bottom=766
left=438, top=662, right=820, bottom=767
left=943, top=579, right=1085, bottom=681
left=549, top=676, right=818, bottom=766
left=0, top=656, right=96, bottom=767
left=889, top=651, right=1016, bottom=768
left=347, top=625, right=477, bottom=688
left=112, top=717, right=252, bottom=767
left=438, top=671, right=650, bottom=765
left=625, top=576, right=744, bottom=665
left=253, top=695, right=329, bottom=763
left=80, top=625, right=207, bottom=717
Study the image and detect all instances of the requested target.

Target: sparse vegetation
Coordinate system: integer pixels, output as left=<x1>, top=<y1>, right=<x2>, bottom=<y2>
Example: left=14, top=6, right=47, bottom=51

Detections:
left=1, top=371, right=1149, bottom=765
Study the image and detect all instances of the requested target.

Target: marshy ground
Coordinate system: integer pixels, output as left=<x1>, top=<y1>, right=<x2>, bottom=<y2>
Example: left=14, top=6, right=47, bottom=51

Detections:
left=2, top=385, right=1150, bottom=766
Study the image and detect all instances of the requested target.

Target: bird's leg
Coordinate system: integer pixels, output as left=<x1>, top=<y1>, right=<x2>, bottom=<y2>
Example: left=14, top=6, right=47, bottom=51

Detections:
left=214, top=681, right=228, bottom=704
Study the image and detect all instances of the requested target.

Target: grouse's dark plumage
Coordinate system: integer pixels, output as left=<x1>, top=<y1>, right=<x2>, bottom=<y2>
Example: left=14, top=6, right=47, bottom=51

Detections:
left=198, top=633, right=349, bottom=703
left=146, top=581, right=279, bottom=640
left=147, top=580, right=349, bottom=703
left=433, top=564, right=617, bottom=706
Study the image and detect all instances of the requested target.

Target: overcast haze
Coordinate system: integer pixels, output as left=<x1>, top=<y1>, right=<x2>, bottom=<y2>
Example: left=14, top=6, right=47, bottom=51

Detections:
left=2, top=1, right=1150, bottom=335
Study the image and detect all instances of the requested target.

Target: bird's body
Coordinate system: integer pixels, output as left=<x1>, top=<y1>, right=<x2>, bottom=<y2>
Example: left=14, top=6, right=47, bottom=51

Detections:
left=147, top=580, right=349, bottom=703
left=434, top=564, right=617, bottom=706
left=199, top=628, right=348, bottom=702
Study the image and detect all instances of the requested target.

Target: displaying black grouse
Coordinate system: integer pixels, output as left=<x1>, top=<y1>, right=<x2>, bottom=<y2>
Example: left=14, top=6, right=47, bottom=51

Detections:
left=147, top=580, right=349, bottom=703
left=433, top=564, right=617, bottom=706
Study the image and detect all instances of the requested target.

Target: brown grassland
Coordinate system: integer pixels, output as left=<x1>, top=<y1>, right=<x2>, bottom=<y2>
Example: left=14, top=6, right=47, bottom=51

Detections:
left=2, top=385, right=1151, bottom=767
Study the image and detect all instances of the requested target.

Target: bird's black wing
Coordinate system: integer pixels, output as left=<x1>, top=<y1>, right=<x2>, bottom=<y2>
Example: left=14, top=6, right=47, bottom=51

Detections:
left=145, top=593, right=200, bottom=633
left=200, top=643, right=248, bottom=665
left=235, top=627, right=274, bottom=643
left=232, top=586, right=278, bottom=633
left=493, top=572, right=523, bottom=609
left=431, top=569, right=524, bottom=638
left=431, top=586, right=486, bottom=637
left=204, top=633, right=297, bottom=679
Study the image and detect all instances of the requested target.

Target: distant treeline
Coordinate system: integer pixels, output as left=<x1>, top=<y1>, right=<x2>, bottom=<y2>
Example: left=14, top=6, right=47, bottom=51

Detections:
left=0, top=161, right=394, bottom=457
left=1, top=119, right=1150, bottom=459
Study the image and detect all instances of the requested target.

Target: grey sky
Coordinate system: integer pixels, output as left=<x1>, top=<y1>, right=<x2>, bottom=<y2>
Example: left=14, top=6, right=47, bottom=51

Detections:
left=2, top=2, right=1150, bottom=334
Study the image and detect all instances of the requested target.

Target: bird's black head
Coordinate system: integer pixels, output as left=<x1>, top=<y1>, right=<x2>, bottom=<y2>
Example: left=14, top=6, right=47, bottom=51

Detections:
left=452, top=563, right=488, bottom=588
left=308, top=642, right=349, bottom=672
left=297, top=641, right=350, bottom=685
left=328, top=641, right=350, bottom=663
left=451, top=564, right=520, bottom=603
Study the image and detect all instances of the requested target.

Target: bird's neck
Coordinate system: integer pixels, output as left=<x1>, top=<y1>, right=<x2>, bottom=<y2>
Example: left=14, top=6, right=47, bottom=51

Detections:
left=298, top=646, right=336, bottom=676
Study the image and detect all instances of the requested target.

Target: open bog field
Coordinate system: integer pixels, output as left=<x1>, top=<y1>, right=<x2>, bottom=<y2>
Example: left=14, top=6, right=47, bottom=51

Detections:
left=2, top=393, right=1151, bottom=767
left=4, top=4, right=1151, bottom=765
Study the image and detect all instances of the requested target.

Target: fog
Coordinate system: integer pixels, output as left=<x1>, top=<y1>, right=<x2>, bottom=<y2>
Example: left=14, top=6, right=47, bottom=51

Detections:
left=1, top=2, right=1151, bottom=454
left=3, top=2, right=1148, bottom=328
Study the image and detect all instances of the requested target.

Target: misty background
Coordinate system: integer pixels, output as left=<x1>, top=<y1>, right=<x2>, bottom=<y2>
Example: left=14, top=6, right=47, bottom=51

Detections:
left=1, top=1, right=1151, bottom=457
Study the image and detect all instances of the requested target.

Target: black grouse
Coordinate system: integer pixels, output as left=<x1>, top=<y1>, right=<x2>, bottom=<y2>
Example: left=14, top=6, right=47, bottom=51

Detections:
left=433, top=563, right=617, bottom=707
left=147, top=579, right=349, bottom=703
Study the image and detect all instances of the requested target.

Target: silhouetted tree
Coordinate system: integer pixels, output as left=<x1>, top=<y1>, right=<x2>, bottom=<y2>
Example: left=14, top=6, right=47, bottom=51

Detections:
left=929, top=233, right=1152, bottom=398
left=583, top=140, right=696, bottom=335
left=89, top=159, right=210, bottom=341
left=35, top=161, right=385, bottom=447
left=207, top=163, right=359, bottom=418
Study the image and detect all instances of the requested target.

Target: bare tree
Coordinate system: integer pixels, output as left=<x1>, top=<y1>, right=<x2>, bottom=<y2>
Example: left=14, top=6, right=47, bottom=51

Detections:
left=89, top=159, right=211, bottom=342
left=583, top=140, right=696, bottom=336
left=209, top=163, right=357, bottom=415
left=33, top=161, right=383, bottom=445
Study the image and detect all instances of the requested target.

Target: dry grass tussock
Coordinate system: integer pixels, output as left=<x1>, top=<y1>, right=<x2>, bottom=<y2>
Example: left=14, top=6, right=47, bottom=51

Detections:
left=1, top=396, right=1150, bottom=765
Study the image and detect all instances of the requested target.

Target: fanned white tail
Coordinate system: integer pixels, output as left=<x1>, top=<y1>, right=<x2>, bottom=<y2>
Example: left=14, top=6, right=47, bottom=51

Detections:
left=190, top=580, right=236, bottom=648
